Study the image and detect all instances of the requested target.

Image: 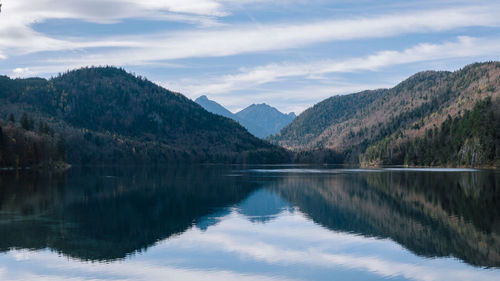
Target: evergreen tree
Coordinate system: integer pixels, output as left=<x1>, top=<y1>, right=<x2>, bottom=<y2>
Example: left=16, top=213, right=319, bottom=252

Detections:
left=38, top=119, right=51, bottom=135
left=56, top=135, right=66, bottom=161
left=20, top=112, right=34, bottom=130
left=0, top=125, right=3, bottom=146
left=20, top=112, right=29, bottom=130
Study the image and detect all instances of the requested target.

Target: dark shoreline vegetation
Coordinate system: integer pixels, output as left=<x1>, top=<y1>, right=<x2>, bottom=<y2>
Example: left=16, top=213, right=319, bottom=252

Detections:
left=0, top=62, right=499, bottom=169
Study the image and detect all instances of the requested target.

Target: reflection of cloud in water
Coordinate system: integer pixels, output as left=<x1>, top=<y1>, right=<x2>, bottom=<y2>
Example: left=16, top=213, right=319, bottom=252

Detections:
left=1, top=210, right=498, bottom=281
left=165, top=212, right=500, bottom=281
left=0, top=249, right=296, bottom=281
left=1, top=167, right=498, bottom=280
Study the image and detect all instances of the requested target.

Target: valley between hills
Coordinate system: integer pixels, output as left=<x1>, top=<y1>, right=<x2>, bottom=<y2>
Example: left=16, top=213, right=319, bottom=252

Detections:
left=0, top=61, right=499, bottom=168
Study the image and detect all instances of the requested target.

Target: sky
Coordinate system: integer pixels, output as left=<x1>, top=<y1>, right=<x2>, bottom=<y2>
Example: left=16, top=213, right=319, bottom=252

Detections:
left=1, top=0, right=500, bottom=113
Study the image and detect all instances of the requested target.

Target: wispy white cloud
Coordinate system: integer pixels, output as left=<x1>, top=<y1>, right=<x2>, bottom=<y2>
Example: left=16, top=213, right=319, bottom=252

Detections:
left=163, top=36, right=500, bottom=112
left=45, top=6, right=500, bottom=63
left=0, top=0, right=229, bottom=58
left=170, top=82, right=392, bottom=114
left=2, top=1, right=500, bottom=113
left=2, top=4, right=500, bottom=65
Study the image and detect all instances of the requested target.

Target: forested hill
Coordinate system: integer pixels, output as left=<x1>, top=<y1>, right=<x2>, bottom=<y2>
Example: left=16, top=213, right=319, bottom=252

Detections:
left=269, top=62, right=500, bottom=167
left=0, top=67, right=290, bottom=167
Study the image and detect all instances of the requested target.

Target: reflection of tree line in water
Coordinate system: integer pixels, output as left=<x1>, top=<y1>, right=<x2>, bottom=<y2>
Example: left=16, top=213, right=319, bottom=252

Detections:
left=0, top=168, right=498, bottom=267
left=270, top=171, right=500, bottom=267
left=0, top=167, right=259, bottom=261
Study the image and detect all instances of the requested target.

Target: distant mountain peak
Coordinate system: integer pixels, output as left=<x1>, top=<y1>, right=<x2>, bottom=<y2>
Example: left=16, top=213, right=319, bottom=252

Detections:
left=195, top=96, right=295, bottom=138
left=195, top=95, right=209, bottom=101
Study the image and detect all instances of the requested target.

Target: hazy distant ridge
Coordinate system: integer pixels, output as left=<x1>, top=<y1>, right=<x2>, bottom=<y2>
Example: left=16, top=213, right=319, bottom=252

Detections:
left=195, top=95, right=295, bottom=138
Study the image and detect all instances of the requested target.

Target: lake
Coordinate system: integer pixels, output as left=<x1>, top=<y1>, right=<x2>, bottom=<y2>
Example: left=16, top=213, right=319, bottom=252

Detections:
left=0, top=166, right=499, bottom=281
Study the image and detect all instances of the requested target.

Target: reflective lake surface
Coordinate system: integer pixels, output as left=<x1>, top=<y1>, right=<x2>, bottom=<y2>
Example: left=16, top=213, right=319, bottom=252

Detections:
left=0, top=166, right=499, bottom=281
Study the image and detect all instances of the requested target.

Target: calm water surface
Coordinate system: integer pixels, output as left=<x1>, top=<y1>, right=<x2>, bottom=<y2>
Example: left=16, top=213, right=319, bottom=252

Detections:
left=0, top=166, right=499, bottom=281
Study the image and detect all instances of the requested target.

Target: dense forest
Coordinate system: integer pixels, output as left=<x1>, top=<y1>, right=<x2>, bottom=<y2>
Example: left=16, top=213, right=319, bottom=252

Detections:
left=270, top=61, right=500, bottom=167
left=0, top=67, right=290, bottom=167
left=361, top=98, right=500, bottom=167
left=0, top=116, right=66, bottom=168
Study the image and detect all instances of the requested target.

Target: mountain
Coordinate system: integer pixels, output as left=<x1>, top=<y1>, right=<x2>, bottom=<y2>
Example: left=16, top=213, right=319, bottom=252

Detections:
left=0, top=67, right=290, bottom=166
left=195, top=95, right=269, bottom=138
left=236, top=103, right=296, bottom=137
left=195, top=96, right=295, bottom=138
left=270, top=62, right=500, bottom=167
left=195, top=95, right=236, bottom=120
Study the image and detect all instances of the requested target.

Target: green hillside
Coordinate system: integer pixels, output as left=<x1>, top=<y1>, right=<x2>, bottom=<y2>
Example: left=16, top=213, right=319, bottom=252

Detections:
left=0, top=67, right=290, bottom=167
left=270, top=62, right=500, bottom=167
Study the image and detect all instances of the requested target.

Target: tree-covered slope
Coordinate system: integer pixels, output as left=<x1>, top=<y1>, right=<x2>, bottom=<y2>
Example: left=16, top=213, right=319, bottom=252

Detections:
left=269, top=89, right=384, bottom=148
left=0, top=67, right=290, bottom=165
left=270, top=62, right=500, bottom=166
left=0, top=119, right=65, bottom=168
left=361, top=97, right=500, bottom=167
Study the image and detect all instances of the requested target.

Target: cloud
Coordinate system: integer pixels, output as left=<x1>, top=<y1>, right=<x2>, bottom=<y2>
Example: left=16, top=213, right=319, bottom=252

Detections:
left=162, top=36, right=500, bottom=112
left=2, top=4, right=500, bottom=64
left=49, top=6, right=500, bottom=62
left=184, top=36, right=500, bottom=93
left=12, top=67, right=33, bottom=76
left=2, top=1, right=500, bottom=114
left=0, top=0, right=229, bottom=58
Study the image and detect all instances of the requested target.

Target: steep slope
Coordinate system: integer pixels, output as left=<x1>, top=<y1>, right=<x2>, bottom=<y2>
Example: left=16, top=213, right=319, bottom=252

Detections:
left=270, top=62, right=500, bottom=166
left=236, top=103, right=295, bottom=137
left=0, top=67, right=290, bottom=165
left=361, top=97, right=500, bottom=166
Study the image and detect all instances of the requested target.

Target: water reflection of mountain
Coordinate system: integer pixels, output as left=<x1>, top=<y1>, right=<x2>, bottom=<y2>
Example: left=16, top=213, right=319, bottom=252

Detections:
left=1, top=167, right=499, bottom=268
left=0, top=167, right=259, bottom=261
left=269, top=171, right=500, bottom=267
left=237, top=189, right=293, bottom=223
